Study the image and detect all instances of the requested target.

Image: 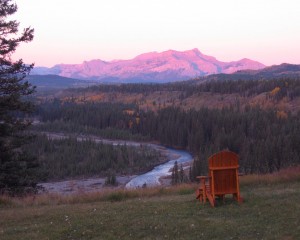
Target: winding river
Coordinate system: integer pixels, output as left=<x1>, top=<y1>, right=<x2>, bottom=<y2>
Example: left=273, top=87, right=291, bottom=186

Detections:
left=38, top=133, right=193, bottom=194
left=125, top=149, right=192, bottom=188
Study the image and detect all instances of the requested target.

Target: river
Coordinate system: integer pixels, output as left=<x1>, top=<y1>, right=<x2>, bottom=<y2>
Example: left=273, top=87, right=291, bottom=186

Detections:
left=125, top=149, right=192, bottom=188
left=38, top=133, right=193, bottom=194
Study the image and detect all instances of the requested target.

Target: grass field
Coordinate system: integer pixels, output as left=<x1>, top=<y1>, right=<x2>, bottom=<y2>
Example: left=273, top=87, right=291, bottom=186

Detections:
left=1, top=168, right=300, bottom=240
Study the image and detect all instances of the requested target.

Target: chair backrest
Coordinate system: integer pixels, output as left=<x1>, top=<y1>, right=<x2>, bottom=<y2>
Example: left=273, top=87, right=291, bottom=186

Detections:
left=208, top=150, right=239, bottom=195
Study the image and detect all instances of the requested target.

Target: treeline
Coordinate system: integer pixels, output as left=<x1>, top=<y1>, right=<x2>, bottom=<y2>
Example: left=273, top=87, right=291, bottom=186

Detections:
left=136, top=106, right=300, bottom=176
left=23, top=135, right=162, bottom=181
left=33, top=121, right=148, bottom=141
left=35, top=101, right=145, bottom=140
left=194, top=78, right=300, bottom=100
left=36, top=100, right=300, bottom=176
left=66, top=77, right=300, bottom=101
left=37, top=100, right=136, bottom=128
left=34, top=101, right=150, bottom=141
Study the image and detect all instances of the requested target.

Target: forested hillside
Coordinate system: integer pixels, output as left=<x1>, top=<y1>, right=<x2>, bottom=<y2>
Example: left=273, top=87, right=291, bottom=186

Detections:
left=191, top=63, right=300, bottom=82
left=23, top=135, right=162, bottom=181
left=34, top=98, right=300, bottom=177
left=45, top=77, right=300, bottom=113
left=28, top=76, right=300, bottom=181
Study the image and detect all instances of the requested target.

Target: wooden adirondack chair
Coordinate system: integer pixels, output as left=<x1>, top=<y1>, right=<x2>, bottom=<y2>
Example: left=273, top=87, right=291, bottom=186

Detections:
left=196, top=150, right=242, bottom=207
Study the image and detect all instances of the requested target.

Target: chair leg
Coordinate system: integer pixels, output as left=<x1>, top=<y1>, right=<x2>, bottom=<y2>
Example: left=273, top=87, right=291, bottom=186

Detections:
left=199, top=194, right=203, bottom=203
left=233, top=193, right=243, bottom=203
left=196, top=189, right=203, bottom=202
left=196, top=187, right=207, bottom=203
left=206, top=193, right=215, bottom=207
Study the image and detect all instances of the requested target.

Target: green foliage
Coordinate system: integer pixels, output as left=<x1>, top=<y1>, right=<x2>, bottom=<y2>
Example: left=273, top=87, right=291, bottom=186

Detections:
left=0, top=0, right=38, bottom=195
left=35, top=98, right=300, bottom=177
left=64, top=76, right=300, bottom=101
left=138, top=106, right=300, bottom=176
left=171, top=161, right=179, bottom=185
left=23, top=135, right=162, bottom=181
left=37, top=101, right=136, bottom=129
left=34, top=101, right=149, bottom=140
left=32, top=120, right=148, bottom=141
left=34, top=77, right=300, bottom=179
left=171, top=161, right=187, bottom=185
left=105, top=171, right=117, bottom=186
left=179, top=164, right=185, bottom=183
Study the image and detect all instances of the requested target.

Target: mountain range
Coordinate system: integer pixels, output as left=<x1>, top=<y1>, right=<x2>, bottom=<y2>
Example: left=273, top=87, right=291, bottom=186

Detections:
left=31, top=48, right=265, bottom=83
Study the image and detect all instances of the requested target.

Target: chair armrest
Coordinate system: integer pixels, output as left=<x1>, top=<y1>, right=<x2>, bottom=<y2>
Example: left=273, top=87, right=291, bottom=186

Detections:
left=196, top=176, right=210, bottom=184
left=196, top=176, right=209, bottom=179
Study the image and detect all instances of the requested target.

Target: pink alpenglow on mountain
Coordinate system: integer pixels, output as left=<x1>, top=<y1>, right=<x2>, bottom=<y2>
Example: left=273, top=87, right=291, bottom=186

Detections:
left=32, top=49, right=265, bottom=83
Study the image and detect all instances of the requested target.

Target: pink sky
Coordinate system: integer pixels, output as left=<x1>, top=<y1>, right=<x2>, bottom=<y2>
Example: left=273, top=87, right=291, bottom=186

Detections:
left=13, top=0, right=300, bottom=67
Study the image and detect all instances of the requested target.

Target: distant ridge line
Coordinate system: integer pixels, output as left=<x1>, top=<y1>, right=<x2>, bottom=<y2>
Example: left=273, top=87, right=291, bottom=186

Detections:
left=31, top=49, right=265, bottom=83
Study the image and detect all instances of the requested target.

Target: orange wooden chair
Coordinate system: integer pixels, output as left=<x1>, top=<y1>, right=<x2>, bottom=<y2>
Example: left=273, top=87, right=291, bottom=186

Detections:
left=196, top=150, right=243, bottom=207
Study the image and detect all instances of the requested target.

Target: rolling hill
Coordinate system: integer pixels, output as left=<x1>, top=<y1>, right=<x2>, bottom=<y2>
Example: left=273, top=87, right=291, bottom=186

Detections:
left=192, top=63, right=300, bottom=83
left=25, top=74, right=97, bottom=90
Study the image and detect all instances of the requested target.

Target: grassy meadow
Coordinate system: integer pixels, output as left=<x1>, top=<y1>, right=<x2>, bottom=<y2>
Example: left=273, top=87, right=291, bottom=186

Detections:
left=0, top=167, right=300, bottom=240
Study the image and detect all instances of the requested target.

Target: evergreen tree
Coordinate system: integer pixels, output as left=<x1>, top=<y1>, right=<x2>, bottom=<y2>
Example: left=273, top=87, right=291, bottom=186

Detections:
left=189, top=166, right=192, bottom=182
left=105, top=171, right=117, bottom=186
left=0, top=0, right=37, bottom=195
left=179, top=164, right=184, bottom=183
left=171, top=161, right=179, bottom=185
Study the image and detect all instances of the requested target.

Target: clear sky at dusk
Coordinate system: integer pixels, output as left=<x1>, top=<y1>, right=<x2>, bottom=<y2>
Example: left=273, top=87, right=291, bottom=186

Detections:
left=13, top=0, right=300, bottom=67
